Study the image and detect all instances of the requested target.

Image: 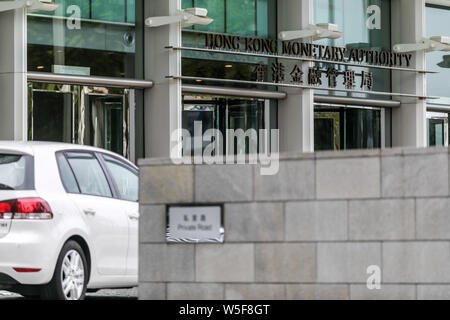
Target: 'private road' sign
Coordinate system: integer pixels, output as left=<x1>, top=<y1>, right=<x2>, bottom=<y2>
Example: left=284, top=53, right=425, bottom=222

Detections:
left=167, top=205, right=224, bottom=243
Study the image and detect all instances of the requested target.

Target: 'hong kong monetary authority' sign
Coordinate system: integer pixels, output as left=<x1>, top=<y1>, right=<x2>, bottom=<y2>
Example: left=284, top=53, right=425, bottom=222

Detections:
left=167, top=206, right=224, bottom=243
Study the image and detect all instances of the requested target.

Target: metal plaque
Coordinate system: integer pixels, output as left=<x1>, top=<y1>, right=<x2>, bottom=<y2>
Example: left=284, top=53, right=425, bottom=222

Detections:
left=167, top=205, right=224, bottom=243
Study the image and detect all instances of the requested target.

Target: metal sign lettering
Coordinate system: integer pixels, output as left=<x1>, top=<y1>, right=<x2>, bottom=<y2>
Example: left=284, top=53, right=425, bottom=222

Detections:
left=167, top=31, right=439, bottom=99
left=204, top=33, right=413, bottom=68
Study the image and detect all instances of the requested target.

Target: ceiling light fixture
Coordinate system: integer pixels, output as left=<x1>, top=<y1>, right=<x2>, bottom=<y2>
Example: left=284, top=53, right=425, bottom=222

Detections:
left=394, top=36, right=450, bottom=53
left=0, top=0, right=58, bottom=13
left=279, top=23, right=343, bottom=41
left=145, top=8, right=213, bottom=28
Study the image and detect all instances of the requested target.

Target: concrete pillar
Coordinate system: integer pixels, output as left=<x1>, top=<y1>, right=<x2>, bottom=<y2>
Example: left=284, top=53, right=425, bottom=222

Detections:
left=391, top=0, right=427, bottom=148
left=144, top=0, right=182, bottom=158
left=0, top=8, right=27, bottom=141
left=277, top=0, right=315, bottom=153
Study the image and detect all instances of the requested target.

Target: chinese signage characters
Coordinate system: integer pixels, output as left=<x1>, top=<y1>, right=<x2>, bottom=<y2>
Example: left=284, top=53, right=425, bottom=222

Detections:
left=203, top=32, right=399, bottom=91
left=253, top=63, right=374, bottom=90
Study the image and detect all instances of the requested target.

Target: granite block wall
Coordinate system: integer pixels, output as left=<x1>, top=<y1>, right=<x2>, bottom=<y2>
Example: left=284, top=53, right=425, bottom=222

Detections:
left=139, top=147, right=450, bottom=300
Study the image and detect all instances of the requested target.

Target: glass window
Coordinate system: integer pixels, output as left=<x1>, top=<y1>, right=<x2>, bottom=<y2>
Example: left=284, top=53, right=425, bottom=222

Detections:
left=183, top=0, right=271, bottom=36
left=0, top=155, right=34, bottom=191
left=27, top=0, right=136, bottom=78
left=426, top=5, right=450, bottom=105
left=257, top=0, right=270, bottom=38
left=66, top=152, right=112, bottom=197
left=187, top=0, right=226, bottom=33
left=56, top=153, right=80, bottom=193
left=181, top=0, right=277, bottom=86
left=127, top=0, right=136, bottom=24
left=103, top=155, right=138, bottom=202
left=313, top=0, right=392, bottom=99
left=226, top=0, right=256, bottom=36
left=92, top=0, right=126, bottom=22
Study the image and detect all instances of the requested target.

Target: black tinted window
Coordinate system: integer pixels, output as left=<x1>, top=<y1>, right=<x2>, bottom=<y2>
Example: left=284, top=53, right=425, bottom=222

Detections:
left=0, top=154, right=34, bottom=190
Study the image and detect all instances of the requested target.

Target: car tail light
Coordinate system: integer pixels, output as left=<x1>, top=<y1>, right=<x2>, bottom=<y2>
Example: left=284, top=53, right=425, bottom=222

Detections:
left=0, top=198, right=53, bottom=220
left=0, top=201, right=13, bottom=220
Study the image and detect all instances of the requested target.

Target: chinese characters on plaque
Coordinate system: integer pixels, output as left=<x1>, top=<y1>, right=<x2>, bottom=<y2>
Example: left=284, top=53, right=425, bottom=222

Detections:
left=184, top=213, right=207, bottom=223
left=253, top=62, right=374, bottom=91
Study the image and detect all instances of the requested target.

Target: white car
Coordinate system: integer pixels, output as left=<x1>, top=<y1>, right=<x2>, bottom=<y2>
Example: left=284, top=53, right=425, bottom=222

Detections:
left=0, top=142, right=139, bottom=300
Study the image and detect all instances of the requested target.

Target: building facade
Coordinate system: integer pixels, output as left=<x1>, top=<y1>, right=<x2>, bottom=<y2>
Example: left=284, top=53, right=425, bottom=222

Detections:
left=1, top=0, right=450, bottom=162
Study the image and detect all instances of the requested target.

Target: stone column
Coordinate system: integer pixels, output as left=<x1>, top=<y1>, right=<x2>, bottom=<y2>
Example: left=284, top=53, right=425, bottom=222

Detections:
left=144, top=0, right=182, bottom=158
left=277, top=0, right=315, bottom=153
left=391, top=0, right=427, bottom=148
left=0, top=8, right=27, bottom=141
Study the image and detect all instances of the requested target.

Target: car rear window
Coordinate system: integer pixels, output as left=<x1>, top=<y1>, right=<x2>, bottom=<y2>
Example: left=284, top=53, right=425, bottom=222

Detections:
left=0, top=154, right=34, bottom=190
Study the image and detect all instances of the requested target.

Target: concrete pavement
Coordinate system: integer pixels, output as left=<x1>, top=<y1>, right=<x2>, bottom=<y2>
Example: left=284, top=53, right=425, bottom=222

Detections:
left=0, top=288, right=138, bottom=300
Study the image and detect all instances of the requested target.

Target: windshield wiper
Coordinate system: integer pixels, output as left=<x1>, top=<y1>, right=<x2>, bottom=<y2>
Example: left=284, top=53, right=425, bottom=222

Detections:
left=0, top=183, right=14, bottom=190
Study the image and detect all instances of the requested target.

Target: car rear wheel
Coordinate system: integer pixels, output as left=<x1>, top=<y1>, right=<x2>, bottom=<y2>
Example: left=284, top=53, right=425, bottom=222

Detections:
left=41, top=241, right=88, bottom=300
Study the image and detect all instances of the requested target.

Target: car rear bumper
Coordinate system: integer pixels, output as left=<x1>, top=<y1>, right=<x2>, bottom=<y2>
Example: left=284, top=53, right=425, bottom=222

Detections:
left=0, top=221, right=59, bottom=286
left=0, top=273, right=19, bottom=285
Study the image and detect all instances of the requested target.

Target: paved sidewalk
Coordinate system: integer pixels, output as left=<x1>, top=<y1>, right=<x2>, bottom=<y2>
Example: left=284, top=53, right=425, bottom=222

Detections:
left=0, top=288, right=138, bottom=300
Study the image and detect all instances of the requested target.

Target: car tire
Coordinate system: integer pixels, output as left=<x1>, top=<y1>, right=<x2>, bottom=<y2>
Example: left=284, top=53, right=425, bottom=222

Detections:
left=40, top=241, right=88, bottom=300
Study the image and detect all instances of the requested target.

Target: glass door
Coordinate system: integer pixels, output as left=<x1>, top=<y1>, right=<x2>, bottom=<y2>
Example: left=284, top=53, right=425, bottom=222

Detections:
left=84, top=93, right=129, bottom=156
left=28, top=82, right=133, bottom=159
left=182, top=95, right=268, bottom=156
left=427, top=112, right=449, bottom=147
left=225, top=100, right=265, bottom=155
left=28, top=83, right=74, bottom=143
left=314, top=111, right=340, bottom=151
left=183, top=102, right=220, bottom=154
left=314, top=104, right=383, bottom=151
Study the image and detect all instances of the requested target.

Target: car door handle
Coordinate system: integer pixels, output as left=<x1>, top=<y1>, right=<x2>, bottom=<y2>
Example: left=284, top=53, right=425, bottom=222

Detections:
left=83, top=209, right=96, bottom=216
left=128, top=213, right=139, bottom=221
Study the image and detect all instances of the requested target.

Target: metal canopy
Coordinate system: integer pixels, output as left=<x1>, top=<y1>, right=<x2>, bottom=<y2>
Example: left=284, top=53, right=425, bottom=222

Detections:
left=27, top=72, right=154, bottom=89
left=173, top=75, right=439, bottom=100
left=168, top=45, right=439, bottom=74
